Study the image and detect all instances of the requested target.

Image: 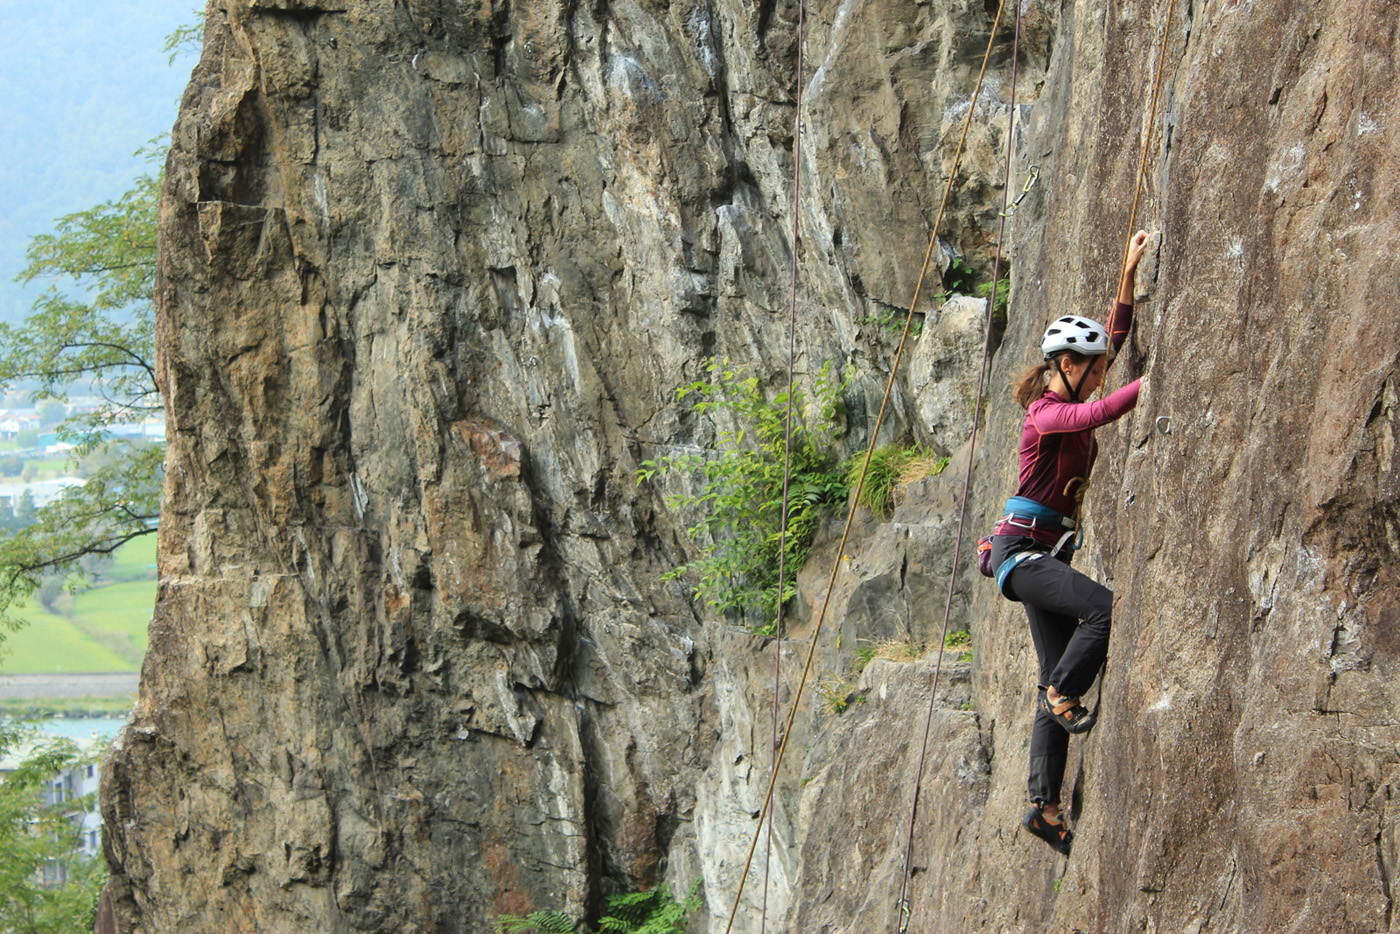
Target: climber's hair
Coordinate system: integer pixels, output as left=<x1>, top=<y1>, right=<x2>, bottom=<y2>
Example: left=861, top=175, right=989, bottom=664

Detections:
left=1012, top=350, right=1092, bottom=409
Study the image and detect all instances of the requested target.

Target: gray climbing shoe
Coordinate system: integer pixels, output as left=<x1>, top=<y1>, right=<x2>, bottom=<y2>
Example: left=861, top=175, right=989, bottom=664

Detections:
left=1039, top=687, right=1096, bottom=734
left=1022, top=805, right=1072, bottom=855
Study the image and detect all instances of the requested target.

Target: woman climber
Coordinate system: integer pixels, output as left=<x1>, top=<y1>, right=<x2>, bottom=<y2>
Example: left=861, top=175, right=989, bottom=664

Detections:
left=986, top=229, right=1151, bottom=856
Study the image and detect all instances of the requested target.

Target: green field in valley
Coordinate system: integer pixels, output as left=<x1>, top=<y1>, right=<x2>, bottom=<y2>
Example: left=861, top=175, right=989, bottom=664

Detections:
left=71, top=582, right=154, bottom=656
left=0, top=535, right=156, bottom=674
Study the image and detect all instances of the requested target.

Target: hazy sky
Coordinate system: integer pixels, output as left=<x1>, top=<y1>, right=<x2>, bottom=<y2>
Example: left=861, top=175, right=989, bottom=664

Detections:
left=0, top=1, right=201, bottom=322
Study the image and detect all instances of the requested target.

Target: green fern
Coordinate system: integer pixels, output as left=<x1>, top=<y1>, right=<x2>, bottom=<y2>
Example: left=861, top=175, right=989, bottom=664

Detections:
left=499, top=881, right=703, bottom=934
left=599, top=883, right=702, bottom=933
left=497, top=911, right=576, bottom=934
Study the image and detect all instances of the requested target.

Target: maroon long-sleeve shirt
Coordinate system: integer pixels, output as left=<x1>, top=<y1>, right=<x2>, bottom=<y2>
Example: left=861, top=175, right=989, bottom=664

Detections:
left=995, top=302, right=1139, bottom=545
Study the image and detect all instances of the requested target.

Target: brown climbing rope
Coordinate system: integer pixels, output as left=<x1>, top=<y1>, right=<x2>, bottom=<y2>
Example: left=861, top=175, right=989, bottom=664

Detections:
left=722, top=1, right=1012, bottom=930
left=1107, top=0, right=1179, bottom=353
left=892, top=1, right=1024, bottom=928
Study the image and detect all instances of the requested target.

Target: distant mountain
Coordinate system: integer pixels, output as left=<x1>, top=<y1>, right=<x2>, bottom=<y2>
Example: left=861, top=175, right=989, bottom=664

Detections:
left=0, top=1, right=200, bottom=324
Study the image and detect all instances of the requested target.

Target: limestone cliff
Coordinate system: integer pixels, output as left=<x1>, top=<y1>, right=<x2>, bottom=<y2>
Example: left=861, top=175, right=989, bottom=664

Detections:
left=101, top=0, right=1399, bottom=932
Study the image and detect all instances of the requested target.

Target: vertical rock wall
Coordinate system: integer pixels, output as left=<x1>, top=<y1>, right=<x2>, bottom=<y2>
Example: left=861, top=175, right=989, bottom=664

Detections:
left=1037, top=2, right=1400, bottom=930
left=102, top=0, right=1399, bottom=932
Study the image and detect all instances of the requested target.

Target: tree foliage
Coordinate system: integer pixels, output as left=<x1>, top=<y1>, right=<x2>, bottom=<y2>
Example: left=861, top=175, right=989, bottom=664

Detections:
left=161, top=14, right=205, bottom=65
left=0, top=726, right=107, bottom=934
left=8, top=165, right=159, bottom=425
left=0, top=153, right=162, bottom=635
left=638, top=360, right=850, bottom=632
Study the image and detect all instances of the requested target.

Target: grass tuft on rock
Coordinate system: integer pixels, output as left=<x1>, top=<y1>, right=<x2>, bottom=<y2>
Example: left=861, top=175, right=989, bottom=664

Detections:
left=847, top=445, right=949, bottom=519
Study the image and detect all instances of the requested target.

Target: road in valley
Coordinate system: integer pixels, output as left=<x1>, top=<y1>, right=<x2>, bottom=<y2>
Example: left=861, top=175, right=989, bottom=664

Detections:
left=0, top=672, right=139, bottom=699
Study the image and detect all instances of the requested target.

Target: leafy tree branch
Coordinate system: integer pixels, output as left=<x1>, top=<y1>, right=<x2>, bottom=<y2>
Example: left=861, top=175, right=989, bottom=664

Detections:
left=0, top=154, right=162, bottom=634
left=0, top=726, right=106, bottom=932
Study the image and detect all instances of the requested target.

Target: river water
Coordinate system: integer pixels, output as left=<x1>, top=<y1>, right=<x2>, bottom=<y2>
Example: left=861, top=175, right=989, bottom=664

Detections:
left=6, top=716, right=128, bottom=747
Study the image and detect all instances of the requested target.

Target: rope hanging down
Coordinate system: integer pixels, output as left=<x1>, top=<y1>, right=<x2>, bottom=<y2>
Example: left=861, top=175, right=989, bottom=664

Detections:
left=892, top=0, right=1024, bottom=927
left=900, top=4, right=1184, bottom=929
left=761, top=0, right=807, bottom=930
left=1084, top=0, right=1180, bottom=735
left=1106, top=0, right=1178, bottom=354
left=721, top=1, right=1012, bottom=930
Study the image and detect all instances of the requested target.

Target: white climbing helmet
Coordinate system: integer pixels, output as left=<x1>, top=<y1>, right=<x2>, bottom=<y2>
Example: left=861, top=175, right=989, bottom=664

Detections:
left=1041, top=315, right=1109, bottom=358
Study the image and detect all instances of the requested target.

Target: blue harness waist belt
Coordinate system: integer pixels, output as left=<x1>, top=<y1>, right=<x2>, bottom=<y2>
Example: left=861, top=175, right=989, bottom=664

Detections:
left=993, top=497, right=1079, bottom=601
left=1003, top=496, right=1076, bottom=530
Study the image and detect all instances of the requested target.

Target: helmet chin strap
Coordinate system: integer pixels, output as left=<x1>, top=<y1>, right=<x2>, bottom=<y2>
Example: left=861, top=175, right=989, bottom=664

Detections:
left=1051, top=356, right=1087, bottom=403
left=1051, top=354, right=1096, bottom=403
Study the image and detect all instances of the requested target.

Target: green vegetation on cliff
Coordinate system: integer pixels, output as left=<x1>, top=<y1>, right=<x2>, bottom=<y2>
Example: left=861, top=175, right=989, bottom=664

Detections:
left=639, top=360, right=850, bottom=631
left=498, top=881, right=703, bottom=934
left=847, top=443, right=950, bottom=519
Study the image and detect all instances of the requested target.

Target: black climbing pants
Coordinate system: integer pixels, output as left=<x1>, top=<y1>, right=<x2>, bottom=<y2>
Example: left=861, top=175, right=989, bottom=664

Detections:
left=990, top=534, right=1114, bottom=806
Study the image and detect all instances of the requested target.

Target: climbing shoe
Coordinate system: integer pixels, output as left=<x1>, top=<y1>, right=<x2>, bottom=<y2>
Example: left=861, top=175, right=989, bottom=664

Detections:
left=1039, top=687, right=1096, bottom=735
left=1022, top=805, right=1072, bottom=855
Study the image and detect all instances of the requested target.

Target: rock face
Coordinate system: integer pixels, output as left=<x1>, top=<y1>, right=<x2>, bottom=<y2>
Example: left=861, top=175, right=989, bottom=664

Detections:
left=102, top=0, right=1399, bottom=932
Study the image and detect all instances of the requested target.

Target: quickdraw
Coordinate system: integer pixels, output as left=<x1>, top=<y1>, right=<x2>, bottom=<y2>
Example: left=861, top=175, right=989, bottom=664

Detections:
left=999, top=164, right=1040, bottom=217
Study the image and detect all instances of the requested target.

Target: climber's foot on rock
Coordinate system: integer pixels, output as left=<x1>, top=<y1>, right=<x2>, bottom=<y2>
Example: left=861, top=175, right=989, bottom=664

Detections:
left=1040, top=686, right=1096, bottom=734
left=1022, top=804, right=1072, bottom=855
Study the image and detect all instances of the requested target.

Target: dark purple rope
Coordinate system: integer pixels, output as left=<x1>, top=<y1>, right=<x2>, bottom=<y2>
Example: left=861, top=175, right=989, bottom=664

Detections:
left=892, top=2, right=1023, bottom=929
left=722, top=2, right=1013, bottom=929
left=762, top=1, right=806, bottom=931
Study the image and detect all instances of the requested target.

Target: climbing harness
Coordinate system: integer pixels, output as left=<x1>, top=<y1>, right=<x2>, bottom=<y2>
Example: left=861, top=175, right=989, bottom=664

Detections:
left=999, top=165, right=1040, bottom=217
left=981, top=495, right=1079, bottom=597
left=982, top=459, right=1092, bottom=601
left=1004, top=495, right=1078, bottom=533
